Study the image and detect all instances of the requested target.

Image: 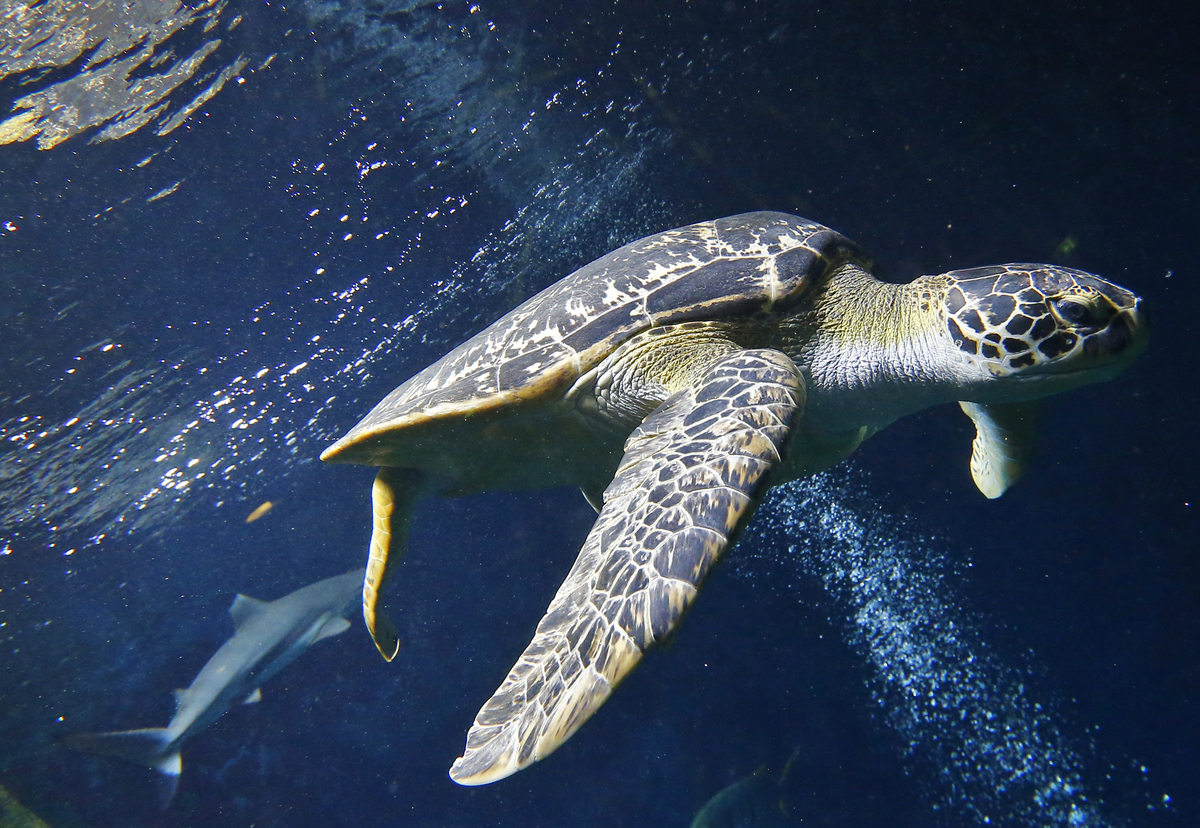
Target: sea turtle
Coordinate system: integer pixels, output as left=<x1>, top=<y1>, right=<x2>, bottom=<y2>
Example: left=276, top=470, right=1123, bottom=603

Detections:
left=321, top=211, right=1147, bottom=785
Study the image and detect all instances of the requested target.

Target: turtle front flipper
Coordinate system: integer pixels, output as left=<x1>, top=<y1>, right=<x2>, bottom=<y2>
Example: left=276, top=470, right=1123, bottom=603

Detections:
left=448, top=349, right=804, bottom=785
left=364, top=466, right=424, bottom=660
left=958, top=400, right=1038, bottom=498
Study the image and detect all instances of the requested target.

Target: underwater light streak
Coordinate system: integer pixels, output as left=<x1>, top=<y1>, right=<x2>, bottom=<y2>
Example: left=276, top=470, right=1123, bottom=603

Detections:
left=0, top=0, right=674, bottom=560
left=0, top=118, right=668, bottom=558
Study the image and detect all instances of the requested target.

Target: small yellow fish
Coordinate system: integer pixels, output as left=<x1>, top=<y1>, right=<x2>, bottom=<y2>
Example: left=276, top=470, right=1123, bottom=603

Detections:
left=245, top=501, right=274, bottom=523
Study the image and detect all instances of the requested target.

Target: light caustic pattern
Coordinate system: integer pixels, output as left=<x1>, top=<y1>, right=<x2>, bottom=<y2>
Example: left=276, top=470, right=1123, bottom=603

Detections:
left=0, top=0, right=677, bottom=559
left=0, top=0, right=258, bottom=150
left=742, top=471, right=1151, bottom=828
left=0, top=107, right=668, bottom=561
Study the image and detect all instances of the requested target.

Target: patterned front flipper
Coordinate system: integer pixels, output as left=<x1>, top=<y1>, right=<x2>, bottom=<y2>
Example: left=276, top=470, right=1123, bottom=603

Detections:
left=449, top=349, right=804, bottom=785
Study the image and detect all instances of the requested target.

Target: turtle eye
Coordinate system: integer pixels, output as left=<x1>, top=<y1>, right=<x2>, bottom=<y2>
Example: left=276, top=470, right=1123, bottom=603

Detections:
left=1051, top=296, right=1110, bottom=330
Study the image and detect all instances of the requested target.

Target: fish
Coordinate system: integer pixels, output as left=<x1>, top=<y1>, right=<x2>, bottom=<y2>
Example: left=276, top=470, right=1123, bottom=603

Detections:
left=245, top=500, right=274, bottom=523
left=691, top=767, right=788, bottom=828
left=690, top=749, right=802, bottom=828
left=66, top=568, right=365, bottom=807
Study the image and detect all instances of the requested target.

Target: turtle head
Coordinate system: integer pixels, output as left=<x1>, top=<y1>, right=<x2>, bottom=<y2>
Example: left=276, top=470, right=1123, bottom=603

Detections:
left=942, top=264, right=1148, bottom=399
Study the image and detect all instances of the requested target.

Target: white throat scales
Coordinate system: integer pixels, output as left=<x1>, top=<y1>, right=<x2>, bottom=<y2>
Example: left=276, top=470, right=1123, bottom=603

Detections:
left=784, top=265, right=972, bottom=430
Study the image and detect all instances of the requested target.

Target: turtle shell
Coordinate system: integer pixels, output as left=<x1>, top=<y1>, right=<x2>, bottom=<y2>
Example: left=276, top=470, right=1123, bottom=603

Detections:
left=322, top=211, right=867, bottom=465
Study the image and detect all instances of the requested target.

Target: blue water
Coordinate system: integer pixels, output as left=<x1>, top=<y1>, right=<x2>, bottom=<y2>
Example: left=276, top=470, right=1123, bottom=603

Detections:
left=1, top=1, right=1195, bottom=825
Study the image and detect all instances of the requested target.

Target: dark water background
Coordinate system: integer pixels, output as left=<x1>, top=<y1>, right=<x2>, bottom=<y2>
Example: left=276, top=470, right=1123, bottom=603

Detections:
left=1, top=1, right=1196, bottom=826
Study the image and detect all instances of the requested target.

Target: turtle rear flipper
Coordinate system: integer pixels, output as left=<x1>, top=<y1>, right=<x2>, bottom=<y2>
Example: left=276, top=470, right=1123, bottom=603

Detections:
left=364, top=467, right=425, bottom=660
left=449, top=349, right=804, bottom=785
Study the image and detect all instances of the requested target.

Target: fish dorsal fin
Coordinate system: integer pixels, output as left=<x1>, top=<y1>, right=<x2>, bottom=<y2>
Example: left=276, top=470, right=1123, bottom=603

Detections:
left=243, top=688, right=263, bottom=705
left=579, top=484, right=604, bottom=514
left=312, top=615, right=352, bottom=642
left=228, top=593, right=268, bottom=629
left=958, top=400, right=1039, bottom=498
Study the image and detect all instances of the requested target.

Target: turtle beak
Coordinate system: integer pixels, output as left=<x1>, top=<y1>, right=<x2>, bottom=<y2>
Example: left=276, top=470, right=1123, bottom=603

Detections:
left=1080, top=295, right=1149, bottom=373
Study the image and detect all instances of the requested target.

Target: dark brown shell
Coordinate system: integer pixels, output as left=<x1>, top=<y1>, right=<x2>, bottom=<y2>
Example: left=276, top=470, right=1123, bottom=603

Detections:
left=322, top=211, right=866, bottom=464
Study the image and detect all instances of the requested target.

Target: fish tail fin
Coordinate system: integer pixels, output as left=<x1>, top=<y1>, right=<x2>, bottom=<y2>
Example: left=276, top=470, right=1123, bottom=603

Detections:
left=776, top=744, right=805, bottom=817
left=65, top=728, right=182, bottom=807
left=779, top=743, right=804, bottom=785
left=155, top=751, right=181, bottom=808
